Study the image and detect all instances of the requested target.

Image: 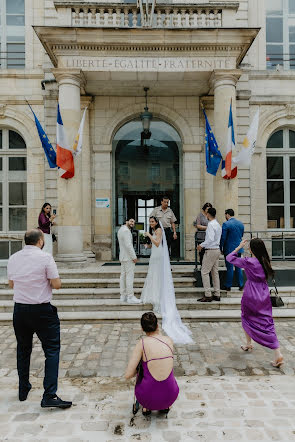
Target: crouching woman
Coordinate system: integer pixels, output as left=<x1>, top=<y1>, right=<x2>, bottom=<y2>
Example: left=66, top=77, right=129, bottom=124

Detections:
left=125, top=312, right=179, bottom=416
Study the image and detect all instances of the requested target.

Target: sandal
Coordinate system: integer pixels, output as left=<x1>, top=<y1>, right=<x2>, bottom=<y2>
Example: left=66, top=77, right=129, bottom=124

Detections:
left=142, top=408, right=151, bottom=416
left=271, top=357, right=284, bottom=368
left=241, top=344, right=253, bottom=351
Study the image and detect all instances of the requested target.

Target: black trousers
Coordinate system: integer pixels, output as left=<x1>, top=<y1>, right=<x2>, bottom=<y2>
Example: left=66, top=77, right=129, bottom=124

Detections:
left=164, top=228, right=173, bottom=256
left=13, top=302, right=60, bottom=399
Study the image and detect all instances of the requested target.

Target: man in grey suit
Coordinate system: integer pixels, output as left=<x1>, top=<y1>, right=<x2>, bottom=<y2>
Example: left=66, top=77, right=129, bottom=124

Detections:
left=117, top=218, right=141, bottom=304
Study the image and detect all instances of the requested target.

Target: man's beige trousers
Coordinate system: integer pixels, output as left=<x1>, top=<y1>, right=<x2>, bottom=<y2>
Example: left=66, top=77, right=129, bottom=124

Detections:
left=201, top=249, right=221, bottom=297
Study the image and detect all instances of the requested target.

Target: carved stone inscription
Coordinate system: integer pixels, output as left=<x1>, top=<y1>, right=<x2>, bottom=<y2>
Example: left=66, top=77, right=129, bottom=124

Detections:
left=62, top=57, right=234, bottom=71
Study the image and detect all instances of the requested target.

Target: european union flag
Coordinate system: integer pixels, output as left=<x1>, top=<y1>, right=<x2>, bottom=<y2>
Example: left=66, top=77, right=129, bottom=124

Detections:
left=28, top=104, right=57, bottom=168
left=203, top=108, right=223, bottom=176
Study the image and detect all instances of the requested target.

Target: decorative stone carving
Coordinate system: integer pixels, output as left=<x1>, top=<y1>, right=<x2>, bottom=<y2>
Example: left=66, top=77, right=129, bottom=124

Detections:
left=285, top=104, right=295, bottom=119
left=0, top=104, right=6, bottom=118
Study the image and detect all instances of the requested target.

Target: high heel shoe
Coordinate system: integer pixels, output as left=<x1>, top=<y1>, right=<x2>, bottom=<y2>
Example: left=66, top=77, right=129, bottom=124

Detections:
left=159, top=408, right=170, bottom=418
left=142, top=408, right=151, bottom=416
left=271, top=356, right=284, bottom=368
left=241, top=344, right=253, bottom=351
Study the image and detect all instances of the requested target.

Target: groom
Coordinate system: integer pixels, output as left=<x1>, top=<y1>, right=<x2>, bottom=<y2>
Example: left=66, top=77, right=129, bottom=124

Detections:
left=117, top=218, right=141, bottom=304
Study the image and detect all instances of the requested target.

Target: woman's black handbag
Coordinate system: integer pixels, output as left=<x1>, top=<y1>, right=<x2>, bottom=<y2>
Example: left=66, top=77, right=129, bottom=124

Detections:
left=132, top=360, right=143, bottom=415
left=270, top=279, right=284, bottom=307
left=136, top=360, right=144, bottom=383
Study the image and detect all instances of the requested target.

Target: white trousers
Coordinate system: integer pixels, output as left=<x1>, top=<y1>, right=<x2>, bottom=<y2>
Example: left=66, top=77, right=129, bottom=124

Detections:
left=43, top=233, right=53, bottom=255
left=120, top=261, right=135, bottom=298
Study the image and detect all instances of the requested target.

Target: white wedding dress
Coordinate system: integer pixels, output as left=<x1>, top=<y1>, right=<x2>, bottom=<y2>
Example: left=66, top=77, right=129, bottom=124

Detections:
left=141, top=230, right=163, bottom=313
left=141, top=223, right=193, bottom=345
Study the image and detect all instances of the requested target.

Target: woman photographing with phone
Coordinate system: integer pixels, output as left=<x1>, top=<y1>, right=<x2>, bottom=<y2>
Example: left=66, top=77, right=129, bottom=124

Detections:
left=38, top=202, right=56, bottom=255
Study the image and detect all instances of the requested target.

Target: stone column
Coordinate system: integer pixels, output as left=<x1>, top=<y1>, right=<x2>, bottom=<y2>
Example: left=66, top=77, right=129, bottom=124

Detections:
left=211, top=70, right=241, bottom=220
left=53, top=69, right=86, bottom=262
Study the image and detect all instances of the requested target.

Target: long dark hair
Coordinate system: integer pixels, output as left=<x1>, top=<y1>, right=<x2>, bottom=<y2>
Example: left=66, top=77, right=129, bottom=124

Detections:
left=149, top=216, right=161, bottom=235
left=40, top=202, right=51, bottom=217
left=250, top=238, right=274, bottom=279
left=202, top=202, right=212, bottom=211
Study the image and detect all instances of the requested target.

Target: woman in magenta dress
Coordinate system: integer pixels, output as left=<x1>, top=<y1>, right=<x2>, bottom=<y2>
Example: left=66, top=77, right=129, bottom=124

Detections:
left=226, top=238, right=284, bottom=368
left=125, top=312, right=179, bottom=415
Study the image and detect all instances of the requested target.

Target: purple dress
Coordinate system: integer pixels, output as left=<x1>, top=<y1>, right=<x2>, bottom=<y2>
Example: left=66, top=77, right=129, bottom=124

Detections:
left=226, top=252, right=279, bottom=350
left=135, top=337, right=179, bottom=410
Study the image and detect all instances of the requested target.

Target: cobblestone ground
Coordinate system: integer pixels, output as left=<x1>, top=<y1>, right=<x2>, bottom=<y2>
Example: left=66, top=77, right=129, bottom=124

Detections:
left=1, top=322, right=295, bottom=441
left=0, top=321, right=295, bottom=378
left=0, top=375, right=294, bottom=441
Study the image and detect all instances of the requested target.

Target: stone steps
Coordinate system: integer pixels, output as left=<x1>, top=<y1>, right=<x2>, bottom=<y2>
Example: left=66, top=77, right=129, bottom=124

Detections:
left=1, top=308, right=295, bottom=323
left=0, top=286, right=294, bottom=300
left=58, top=267, right=196, bottom=279
left=1, top=296, right=294, bottom=313
left=0, top=277, right=196, bottom=289
left=1, top=262, right=294, bottom=323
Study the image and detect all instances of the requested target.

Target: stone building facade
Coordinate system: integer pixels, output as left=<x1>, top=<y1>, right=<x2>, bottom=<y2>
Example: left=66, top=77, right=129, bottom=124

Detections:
left=0, top=0, right=294, bottom=262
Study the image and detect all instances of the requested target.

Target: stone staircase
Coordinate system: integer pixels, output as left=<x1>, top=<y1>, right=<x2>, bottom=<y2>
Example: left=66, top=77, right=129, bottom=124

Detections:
left=0, top=264, right=294, bottom=323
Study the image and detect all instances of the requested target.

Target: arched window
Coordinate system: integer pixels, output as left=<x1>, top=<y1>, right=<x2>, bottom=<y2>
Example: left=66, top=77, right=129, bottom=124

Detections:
left=266, top=128, right=295, bottom=229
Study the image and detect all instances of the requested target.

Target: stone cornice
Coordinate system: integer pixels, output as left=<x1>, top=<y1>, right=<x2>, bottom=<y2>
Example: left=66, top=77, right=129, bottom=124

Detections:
left=0, top=71, right=44, bottom=79
left=52, top=43, right=245, bottom=53
left=54, top=1, right=240, bottom=10
left=33, top=26, right=259, bottom=68
left=249, top=70, right=295, bottom=81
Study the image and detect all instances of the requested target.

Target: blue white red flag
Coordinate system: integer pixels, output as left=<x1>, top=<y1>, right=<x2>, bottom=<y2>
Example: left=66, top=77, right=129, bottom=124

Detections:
left=56, top=104, right=74, bottom=179
left=222, top=103, right=237, bottom=179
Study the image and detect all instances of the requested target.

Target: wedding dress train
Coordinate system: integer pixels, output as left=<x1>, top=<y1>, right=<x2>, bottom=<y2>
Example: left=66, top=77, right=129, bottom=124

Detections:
left=141, top=223, right=193, bottom=344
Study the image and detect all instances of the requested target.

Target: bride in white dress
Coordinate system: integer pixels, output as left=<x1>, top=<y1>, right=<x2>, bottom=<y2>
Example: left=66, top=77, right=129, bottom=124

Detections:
left=141, top=216, right=163, bottom=313
left=141, top=216, right=193, bottom=344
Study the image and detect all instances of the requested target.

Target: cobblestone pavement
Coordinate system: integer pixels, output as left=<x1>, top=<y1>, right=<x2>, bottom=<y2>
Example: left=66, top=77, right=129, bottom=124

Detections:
left=0, top=321, right=295, bottom=379
left=0, top=375, right=294, bottom=441
left=1, top=322, right=295, bottom=441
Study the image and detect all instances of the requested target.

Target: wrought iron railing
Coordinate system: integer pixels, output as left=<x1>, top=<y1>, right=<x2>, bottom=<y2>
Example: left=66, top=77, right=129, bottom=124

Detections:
left=194, top=230, right=295, bottom=268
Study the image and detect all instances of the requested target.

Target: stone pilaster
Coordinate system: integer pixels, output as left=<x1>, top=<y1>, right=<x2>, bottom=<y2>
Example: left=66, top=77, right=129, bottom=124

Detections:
left=211, top=70, right=241, bottom=221
left=52, top=69, right=86, bottom=262
left=81, top=96, right=94, bottom=259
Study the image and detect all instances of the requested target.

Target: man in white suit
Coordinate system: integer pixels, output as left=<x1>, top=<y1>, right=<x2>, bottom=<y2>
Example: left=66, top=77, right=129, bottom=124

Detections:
left=117, top=219, right=141, bottom=304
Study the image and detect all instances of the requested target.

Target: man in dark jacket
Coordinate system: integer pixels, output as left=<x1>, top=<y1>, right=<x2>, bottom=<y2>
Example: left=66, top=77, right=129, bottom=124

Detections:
left=220, top=209, right=244, bottom=291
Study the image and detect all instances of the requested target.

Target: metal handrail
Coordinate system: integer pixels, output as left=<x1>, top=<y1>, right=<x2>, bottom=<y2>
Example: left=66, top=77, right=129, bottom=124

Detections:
left=194, top=230, right=295, bottom=267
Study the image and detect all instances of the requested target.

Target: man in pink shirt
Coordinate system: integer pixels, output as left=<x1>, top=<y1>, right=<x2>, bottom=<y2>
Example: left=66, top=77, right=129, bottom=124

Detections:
left=7, top=229, right=72, bottom=409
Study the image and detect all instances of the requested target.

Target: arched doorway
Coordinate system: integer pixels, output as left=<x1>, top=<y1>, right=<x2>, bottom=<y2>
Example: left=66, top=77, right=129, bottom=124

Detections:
left=112, top=119, right=183, bottom=259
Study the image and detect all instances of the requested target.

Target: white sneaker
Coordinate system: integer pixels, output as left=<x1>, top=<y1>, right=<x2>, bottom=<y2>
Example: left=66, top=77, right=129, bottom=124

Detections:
left=127, top=295, right=142, bottom=304
left=120, top=295, right=127, bottom=302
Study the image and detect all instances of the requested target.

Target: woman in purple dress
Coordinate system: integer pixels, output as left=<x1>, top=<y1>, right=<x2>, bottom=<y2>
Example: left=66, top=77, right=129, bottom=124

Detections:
left=226, top=238, right=284, bottom=368
left=125, top=312, right=179, bottom=416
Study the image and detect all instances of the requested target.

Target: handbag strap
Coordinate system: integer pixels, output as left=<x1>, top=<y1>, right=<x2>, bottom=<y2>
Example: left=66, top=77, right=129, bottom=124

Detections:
left=272, top=279, right=279, bottom=296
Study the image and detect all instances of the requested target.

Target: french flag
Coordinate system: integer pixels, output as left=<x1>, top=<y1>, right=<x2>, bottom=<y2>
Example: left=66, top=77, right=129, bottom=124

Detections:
left=56, top=104, right=74, bottom=179
left=221, top=103, right=237, bottom=180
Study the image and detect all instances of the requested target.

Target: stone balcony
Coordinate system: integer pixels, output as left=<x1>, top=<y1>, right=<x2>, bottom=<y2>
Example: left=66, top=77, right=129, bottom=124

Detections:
left=54, top=1, right=239, bottom=28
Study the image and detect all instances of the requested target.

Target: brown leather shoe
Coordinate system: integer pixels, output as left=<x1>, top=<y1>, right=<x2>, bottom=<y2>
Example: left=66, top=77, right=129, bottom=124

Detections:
left=197, top=296, right=212, bottom=302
